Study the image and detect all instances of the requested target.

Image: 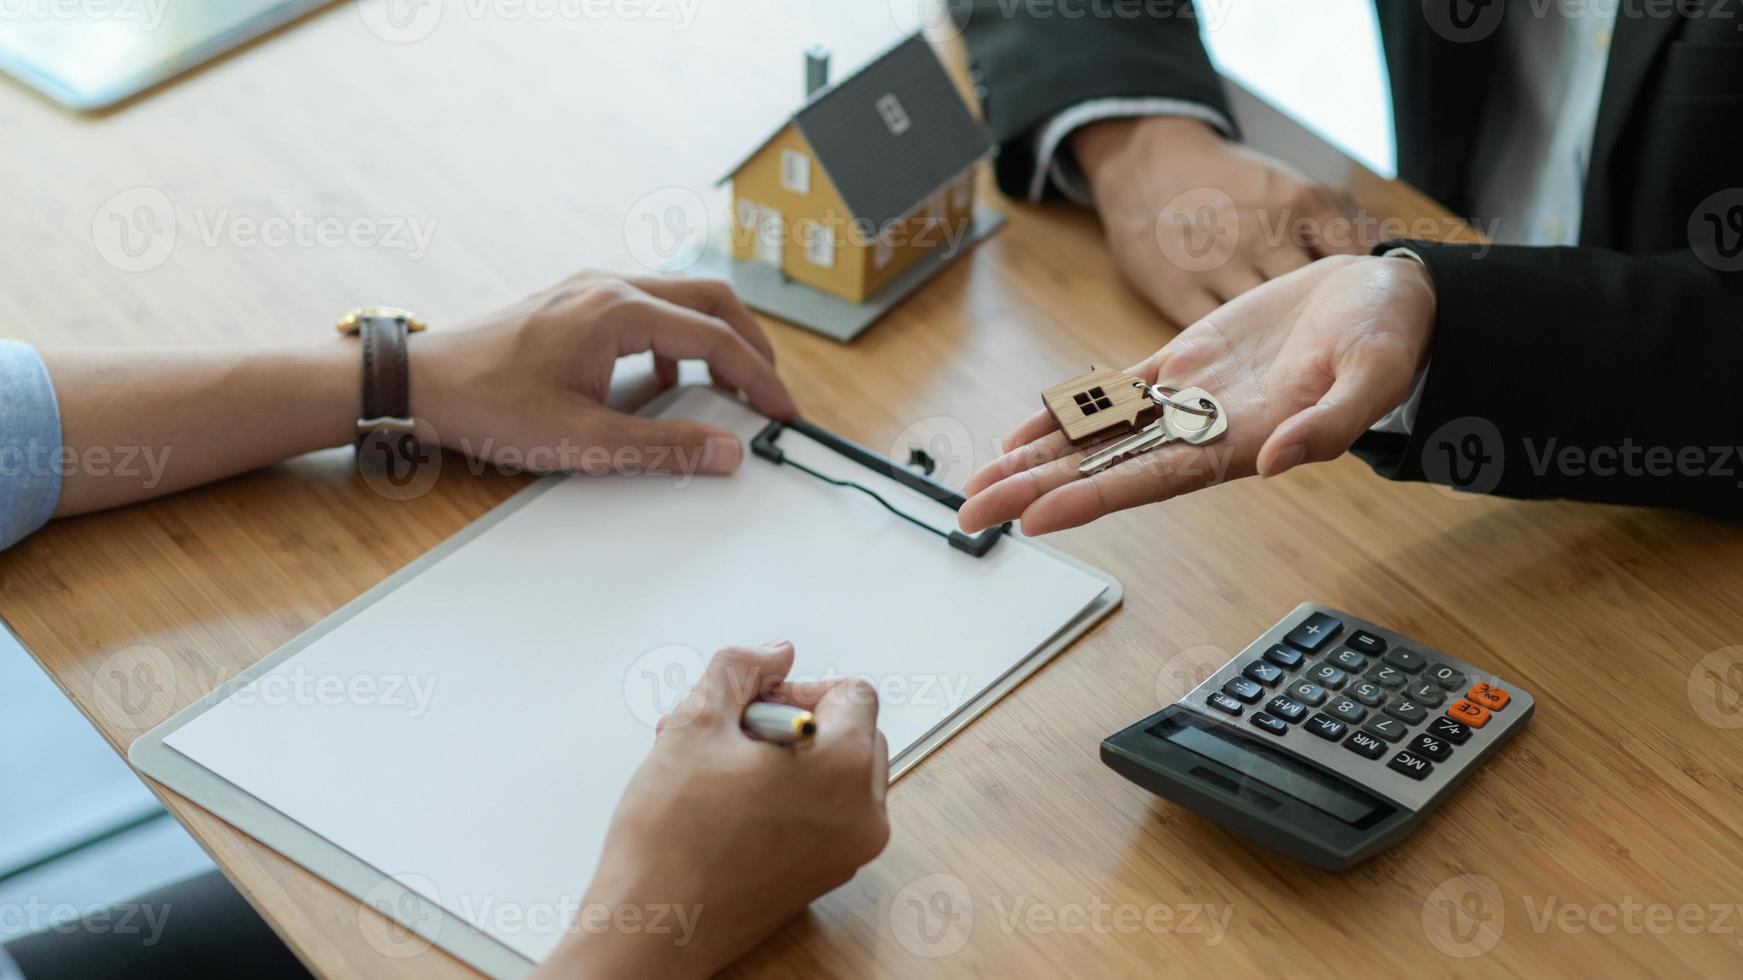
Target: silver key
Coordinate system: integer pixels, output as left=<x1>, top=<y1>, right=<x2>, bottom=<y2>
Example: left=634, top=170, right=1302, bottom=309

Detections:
left=1077, top=386, right=1227, bottom=475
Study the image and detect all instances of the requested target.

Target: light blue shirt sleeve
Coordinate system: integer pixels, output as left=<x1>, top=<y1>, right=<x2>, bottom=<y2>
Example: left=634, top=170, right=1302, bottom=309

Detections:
left=0, top=341, right=63, bottom=551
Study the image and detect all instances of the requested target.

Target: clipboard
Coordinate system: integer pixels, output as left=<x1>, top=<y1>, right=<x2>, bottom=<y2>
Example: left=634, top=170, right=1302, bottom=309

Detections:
left=129, top=385, right=1123, bottom=977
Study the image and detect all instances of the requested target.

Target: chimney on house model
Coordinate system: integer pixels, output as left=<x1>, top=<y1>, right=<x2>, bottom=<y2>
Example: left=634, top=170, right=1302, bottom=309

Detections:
left=805, top=45, right=830, bottom=98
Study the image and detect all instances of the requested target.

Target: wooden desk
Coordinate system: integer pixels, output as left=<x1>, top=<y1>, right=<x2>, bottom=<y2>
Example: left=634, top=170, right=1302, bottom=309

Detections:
left=4, top=5, right=1742, bottom=977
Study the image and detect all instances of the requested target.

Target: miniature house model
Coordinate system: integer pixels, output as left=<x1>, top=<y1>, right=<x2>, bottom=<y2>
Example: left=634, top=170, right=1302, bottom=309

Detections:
left=719, top=35, right=994, bottom=304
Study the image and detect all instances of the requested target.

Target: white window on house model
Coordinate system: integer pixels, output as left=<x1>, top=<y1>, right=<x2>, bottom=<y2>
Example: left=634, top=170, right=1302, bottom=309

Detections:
left=873, top=235, right=893, bottom=269
left=780, top=149, right=810, bottom=194
left=803, top=221, right=834, bottom=268
left=736, top=198, right=757, bottom=234
left=875, top=94, right=910, bottom=136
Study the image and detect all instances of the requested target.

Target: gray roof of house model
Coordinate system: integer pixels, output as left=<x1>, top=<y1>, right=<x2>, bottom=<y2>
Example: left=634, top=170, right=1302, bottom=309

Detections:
left=720, top=34, right=993, bottom=229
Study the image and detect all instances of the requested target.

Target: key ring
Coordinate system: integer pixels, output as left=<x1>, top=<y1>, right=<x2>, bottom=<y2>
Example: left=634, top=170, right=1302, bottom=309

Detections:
left=1137, top=382, right=1219, bottom=419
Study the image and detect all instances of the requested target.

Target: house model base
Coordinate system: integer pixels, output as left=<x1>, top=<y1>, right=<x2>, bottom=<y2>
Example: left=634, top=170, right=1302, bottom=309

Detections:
left=682, top=205, right=1005, bottom=343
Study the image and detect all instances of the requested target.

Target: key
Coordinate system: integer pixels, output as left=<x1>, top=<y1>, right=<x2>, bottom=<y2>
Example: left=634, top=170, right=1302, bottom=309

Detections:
left=1078, top=387, right=1227, bottom=474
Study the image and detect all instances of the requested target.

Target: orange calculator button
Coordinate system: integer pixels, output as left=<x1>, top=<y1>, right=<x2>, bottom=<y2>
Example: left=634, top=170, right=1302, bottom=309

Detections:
left=1467, top=682, right=1511, bottom=711
left=1447, top=699, right=1491, bottom=727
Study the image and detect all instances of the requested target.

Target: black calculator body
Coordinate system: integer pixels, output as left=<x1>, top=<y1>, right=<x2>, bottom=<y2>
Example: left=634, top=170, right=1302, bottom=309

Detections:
left=1102, top=604, right=1533, bottom=871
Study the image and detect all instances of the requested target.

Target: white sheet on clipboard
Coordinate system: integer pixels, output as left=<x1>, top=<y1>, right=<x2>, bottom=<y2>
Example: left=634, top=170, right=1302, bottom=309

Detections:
left=162, top=386, right=1109, bottom=964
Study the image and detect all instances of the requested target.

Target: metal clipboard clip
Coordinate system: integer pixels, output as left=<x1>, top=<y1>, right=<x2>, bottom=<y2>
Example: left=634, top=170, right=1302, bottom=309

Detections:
left=750, top=419, right=1010, bottom=558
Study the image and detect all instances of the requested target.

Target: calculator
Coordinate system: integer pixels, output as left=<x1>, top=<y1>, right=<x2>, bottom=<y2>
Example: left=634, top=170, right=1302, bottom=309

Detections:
left=1101, top=603, right=1533, bottom=870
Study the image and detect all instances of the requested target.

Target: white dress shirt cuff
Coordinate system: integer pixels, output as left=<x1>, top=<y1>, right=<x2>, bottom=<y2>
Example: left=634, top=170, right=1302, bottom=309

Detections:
left=1029, top=98, right=1237, bottom=206
left=1369, top=247, right=1432, bottom=436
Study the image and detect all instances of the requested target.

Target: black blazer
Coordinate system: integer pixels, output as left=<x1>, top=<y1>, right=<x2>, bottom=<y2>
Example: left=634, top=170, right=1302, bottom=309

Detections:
left=960, top=0, right=1743, bottom=516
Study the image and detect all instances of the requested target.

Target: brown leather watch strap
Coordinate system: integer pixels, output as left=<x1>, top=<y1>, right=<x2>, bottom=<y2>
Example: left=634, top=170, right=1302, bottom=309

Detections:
left=357, top=314, right=411, bottom=426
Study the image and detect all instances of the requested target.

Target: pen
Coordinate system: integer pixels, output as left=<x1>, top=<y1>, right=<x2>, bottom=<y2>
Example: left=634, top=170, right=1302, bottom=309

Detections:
left=742, top=702, right=817, bottom=747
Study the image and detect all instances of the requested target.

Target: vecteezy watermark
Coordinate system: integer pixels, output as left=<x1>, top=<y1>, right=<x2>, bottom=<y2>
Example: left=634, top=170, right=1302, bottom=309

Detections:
left=1689, top=646, right=1743, bottom=730
left=91, top=187, right=439, bottom=273
left=1420, top=416, right=1506, bottom=499
left=1423, top=875, right=1743, bottom=957
left=357, top=0, right=703, bottom=43
left=0, top=440, right=172, bottom=489
left=1422, top=874, right=1506, bottom=958
left=0, top=898, right=173, bottom=948
left=1419, top=0, right=1506, bottom=43
left=890, top=874, right=1235, bottom=959
left=624, top=186, right=711, bottom=274
left=88, top=644, right=183, bottom=733
left=1152, top=189, right=1500, bottom=274
left=453, top=436, right=713, bottom=486
left=1154, top=643, right=1232, bottom=706
left=1689, top=188, right=1743, bottom=273
left=0, top=0, right=168, bottom=29
left=887, top=415, right=979, bottom=491
left=897, top=0, right=1237, bottom=43
left=1521, top=438, right=1743, bottom=487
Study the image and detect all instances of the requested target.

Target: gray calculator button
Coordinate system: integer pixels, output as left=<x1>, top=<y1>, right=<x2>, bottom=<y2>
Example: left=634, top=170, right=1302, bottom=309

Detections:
left=1347, top=630, right=1387, bottom=655
left=1243, top=661, right=1285, bottom=687
left=1427, top=715, right=1473, bottom=745
left=1306, top=663, right=1348, bottom=690
left=1283, top=612, right=1342, bottom=653
left=1328, top=648, right=1368, bottom=671
left=1365, top=663, right=1407, bottom=690
left=1362, top=716, right=1408, bottom=742
left=1262, top=644, right=1304, bottom=671
left=1305, top=714, right=1347, bottom=740
left=1382, top=698, right=1427, bottom=725
left=1223, top=677, right=1264, bottom=704
left=1387, top=749, right=1434, bottom=780
left=1408, top=680, right=1446, bottom=707
left=1250, top=712, right=1288, bottom=736
left=1347, top=681, right=1385, bottom=706
left=1344, top=730, right=1387, bottom=759
left=1326, top=698, right=1367, bottom=724
left=1266, top=696, right=1308, bottom=722
left=1426, top=663, right=1467, bottom=691
left=1206, top=692, right=1245, bottom=716
left=1409, top=732, right=1452, bottom=761
left=1287, top=680, right=1328, bottom=706
left=1382, top=647, right=1427, bottom=673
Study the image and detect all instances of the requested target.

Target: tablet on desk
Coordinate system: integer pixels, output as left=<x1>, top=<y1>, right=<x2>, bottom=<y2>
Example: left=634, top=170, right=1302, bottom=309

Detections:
left=0, top=0, right=332, bottom=111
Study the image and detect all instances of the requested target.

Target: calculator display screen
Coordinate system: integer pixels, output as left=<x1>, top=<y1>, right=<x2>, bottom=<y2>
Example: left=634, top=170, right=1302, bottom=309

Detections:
left=1151, top=716, right=1391, bottom=827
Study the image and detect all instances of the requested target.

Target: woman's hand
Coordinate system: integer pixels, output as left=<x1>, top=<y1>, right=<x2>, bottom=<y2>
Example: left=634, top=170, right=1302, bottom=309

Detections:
left=958, top=255, right=1437, bottom=535
left=416, top=272, right=797, bottom=477
left=534, top=643, right=890, bottom=980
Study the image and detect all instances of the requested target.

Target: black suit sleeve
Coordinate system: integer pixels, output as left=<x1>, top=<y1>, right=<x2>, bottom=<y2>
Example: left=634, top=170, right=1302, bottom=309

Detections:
left=1351, top=241, right=1743, bottom=517
left=955, top=0, right=1233, bottom=199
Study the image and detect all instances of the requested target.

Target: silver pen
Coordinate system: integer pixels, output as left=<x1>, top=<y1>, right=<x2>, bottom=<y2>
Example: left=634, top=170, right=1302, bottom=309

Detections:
left=741, top=702, right=817, bottom=747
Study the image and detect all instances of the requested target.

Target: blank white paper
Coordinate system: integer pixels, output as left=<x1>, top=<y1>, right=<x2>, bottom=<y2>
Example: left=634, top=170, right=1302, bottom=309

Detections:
left=165, top=387, right=1108, bottom=964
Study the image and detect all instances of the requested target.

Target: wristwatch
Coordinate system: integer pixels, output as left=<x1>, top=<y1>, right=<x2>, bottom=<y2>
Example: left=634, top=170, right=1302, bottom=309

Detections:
left=336, top=306, right=427, bottom=448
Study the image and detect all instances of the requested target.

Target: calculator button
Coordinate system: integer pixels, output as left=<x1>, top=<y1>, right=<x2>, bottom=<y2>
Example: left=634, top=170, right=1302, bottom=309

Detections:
left=1382, top=647, right=1427, bottom=674
left=1344, top=730, right=1388, bottom=759
left=1362, top=717, right=1409, bottom=742
left=1346, top=630, right=1387, bottom=655
left=1326, top=697, right=1368, bottom=724
left=1382, top=698, right=1427, bottom=726
left=1262, top=644, right=1304, bottom=671
left=1305, top=714, right=1347, bottom=740
left=1387, top=750, right=1435, bottom=780
left=1205, top=692, right=1245, bottom=716
left=1409, top=732, right=1453, bottom=762
left=1243, top=661, right=1285, bottom=687
left=1346, top=681, right=1385, bottom=707
left=1427, top=716, right=1474, bottom=745
left=1365, top=664, right=1407, bottom=689
left=1467, top=682, right=1511, bottom=711
left=1283, top=612, right=1343, bottom=653
left=1447, top=700, right=1492, bottom=728
left=1425, top=663, right=1467, bottom=691
left=1250, top=712, right=1289, bottom=736
left=1266, top=696, right=1308, bottom=722
left=1407, top=680, right=1446, bottom=707
left=1286, top=680, right=1328, bottom=706
left=1328, top=648, right=1368, bottom=671
left=1305, top=663, right=1348, bottom=690
left=1223, top=677, right=1264, bottom=704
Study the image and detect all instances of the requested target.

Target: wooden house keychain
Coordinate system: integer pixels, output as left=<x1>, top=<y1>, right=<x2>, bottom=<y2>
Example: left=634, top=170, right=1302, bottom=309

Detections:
left=1041, top=368, right=1229, bottom=474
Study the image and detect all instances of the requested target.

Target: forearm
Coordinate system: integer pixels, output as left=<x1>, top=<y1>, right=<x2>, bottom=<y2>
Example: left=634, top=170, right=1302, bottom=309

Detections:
left=41, top=344, right=359, bottom=517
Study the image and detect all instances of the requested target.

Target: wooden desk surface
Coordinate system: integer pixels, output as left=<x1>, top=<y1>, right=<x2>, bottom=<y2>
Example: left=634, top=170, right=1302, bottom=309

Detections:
left=5, top=5, right=1742, bottom=978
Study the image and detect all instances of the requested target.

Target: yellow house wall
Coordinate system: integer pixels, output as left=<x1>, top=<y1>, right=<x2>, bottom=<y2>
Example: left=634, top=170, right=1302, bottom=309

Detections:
left=859, top=170, right=977, bottom=300
left=729, top=125, right=865, bottom=302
